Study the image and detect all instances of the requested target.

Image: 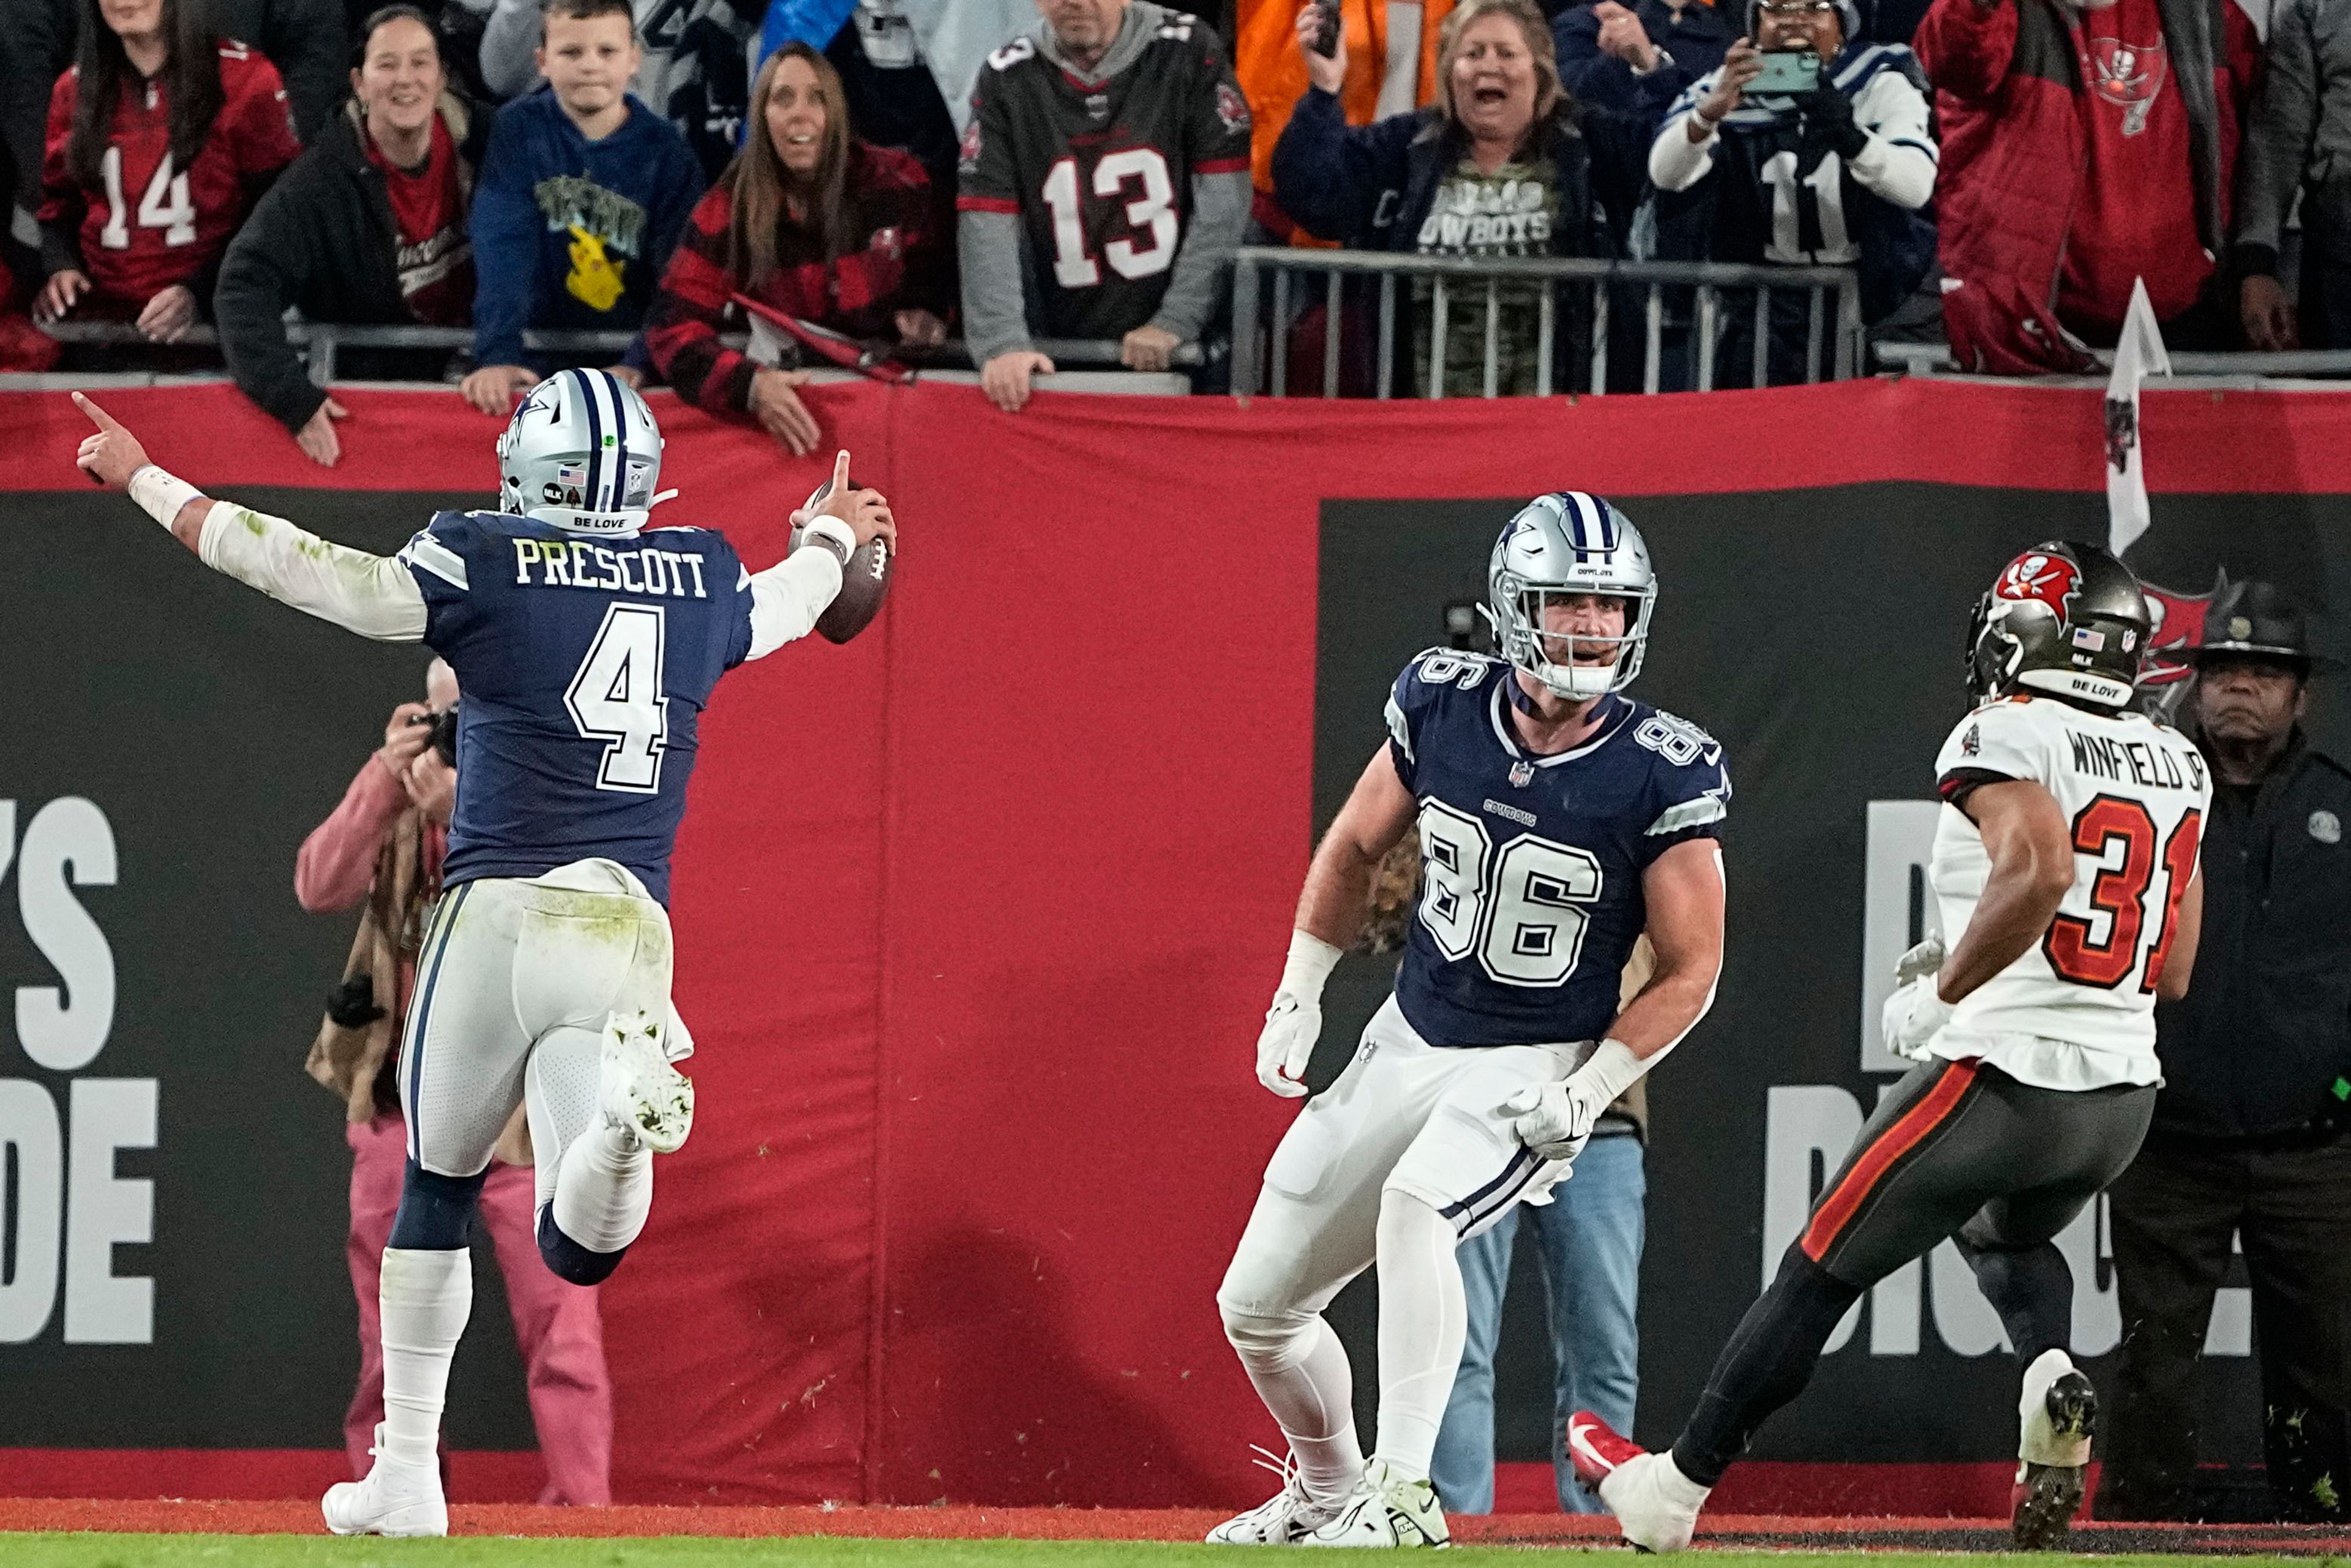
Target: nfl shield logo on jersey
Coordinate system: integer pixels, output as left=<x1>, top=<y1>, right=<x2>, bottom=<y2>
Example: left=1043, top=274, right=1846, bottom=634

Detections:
left=1509, top=760, right=1535, bottom=787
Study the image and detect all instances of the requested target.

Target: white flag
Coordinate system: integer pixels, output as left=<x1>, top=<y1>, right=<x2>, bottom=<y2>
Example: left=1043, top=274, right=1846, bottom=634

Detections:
left=2105, top=277, right=2170, bottom=558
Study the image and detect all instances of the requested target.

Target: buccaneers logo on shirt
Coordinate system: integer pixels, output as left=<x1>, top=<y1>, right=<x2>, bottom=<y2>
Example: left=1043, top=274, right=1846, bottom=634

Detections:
left=2088, top=36, right=2167, bottom=135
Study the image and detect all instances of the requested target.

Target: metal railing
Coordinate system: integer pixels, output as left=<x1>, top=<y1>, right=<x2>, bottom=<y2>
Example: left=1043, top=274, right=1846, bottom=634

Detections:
left=1874, top=340, right=2351, bottom=379
left=1231, top=246, right=1865, bottom=399
left=35, top=319, right=1209, bottom=384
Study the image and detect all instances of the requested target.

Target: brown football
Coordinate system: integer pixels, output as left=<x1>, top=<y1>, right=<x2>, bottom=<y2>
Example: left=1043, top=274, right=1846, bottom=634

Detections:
left=790, top=478, right=892, bottom=643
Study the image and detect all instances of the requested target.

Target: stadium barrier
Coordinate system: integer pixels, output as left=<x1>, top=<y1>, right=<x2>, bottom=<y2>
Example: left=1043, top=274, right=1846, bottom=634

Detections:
left=1, top=378, right=2345, bottom=1509
left=34, top=320, right=1209, bottom=385
left=1229, top=246, right=1865, bottom=397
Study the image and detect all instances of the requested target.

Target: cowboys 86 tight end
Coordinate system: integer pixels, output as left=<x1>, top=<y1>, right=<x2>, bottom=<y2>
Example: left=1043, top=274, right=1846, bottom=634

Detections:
left=1570, top=542, right=2209, bottom=1553
left=1211, top=493, right=1730, bottom=1548
left=70, top=377, right=894, bottom=1539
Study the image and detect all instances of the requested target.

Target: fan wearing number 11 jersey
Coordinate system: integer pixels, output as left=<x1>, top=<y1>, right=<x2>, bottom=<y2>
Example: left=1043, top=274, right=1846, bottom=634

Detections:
left=1211, top=493, right=1730, bottom=1549
left=1570, top=541, right=2210, bottom=1557
left=68, top=370, right=893, bottom=1539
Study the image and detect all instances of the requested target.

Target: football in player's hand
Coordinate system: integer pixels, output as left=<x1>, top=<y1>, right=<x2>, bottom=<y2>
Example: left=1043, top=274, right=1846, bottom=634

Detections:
left=789, top=474, right=891, bottom=643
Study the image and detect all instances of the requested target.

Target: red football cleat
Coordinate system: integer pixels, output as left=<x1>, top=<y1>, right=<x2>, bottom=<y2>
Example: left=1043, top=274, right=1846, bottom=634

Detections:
left=1565, top=1409, right=1646, bottom=1490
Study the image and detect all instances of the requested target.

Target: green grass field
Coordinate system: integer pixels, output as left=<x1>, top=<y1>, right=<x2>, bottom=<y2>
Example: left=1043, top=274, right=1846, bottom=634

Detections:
left=0, top=1539, right=2333, bottom=1568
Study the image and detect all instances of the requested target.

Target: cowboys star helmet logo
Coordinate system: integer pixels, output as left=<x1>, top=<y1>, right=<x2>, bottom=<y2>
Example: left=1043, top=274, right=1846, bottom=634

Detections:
left=1995, top=550, right=2082, bottom=617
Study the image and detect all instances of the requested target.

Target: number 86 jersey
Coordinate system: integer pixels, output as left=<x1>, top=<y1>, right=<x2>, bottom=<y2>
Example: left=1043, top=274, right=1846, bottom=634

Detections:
left=401, top=509, right=757, bottom=907
left=1385, top=649, right=1732, bottom=1049
left=1930, top=694, right=2211, bottom=1087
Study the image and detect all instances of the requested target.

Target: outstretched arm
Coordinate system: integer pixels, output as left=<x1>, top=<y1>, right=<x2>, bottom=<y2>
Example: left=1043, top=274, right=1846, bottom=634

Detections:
left=73, top=392, right=427, bottom=641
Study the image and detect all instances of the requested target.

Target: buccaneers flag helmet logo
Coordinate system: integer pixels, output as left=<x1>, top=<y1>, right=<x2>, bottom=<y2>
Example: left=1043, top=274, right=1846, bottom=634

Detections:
left=1994, top=550, right=2081, bottom=617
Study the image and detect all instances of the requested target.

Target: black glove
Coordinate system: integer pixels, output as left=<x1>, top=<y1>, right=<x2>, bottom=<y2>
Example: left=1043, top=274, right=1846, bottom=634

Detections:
left=326, top=973, right=386, bottom=1029
left=1796, top=84, right=1869, bottom=174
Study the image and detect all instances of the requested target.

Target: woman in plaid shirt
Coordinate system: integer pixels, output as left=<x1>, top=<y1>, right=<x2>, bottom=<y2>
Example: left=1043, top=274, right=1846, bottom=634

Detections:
left=643, top=42, right=951, bottom=456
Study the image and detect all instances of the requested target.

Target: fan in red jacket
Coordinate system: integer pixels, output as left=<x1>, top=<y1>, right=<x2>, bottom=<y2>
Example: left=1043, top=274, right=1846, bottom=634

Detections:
left=1915, top=0, right=2259, bottom=372
left=36, top=0, right=300, bottom=342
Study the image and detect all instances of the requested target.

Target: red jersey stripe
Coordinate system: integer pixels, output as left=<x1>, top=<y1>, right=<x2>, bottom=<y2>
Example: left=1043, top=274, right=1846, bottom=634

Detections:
left=1799, top=1060, right=1979, bottom=1263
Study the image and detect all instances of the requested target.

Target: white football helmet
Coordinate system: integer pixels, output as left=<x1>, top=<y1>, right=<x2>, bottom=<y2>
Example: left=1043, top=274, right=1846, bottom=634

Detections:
left=497, top=367, right=667, bottom=535
left=1483, top=491, right=1657, bottom=700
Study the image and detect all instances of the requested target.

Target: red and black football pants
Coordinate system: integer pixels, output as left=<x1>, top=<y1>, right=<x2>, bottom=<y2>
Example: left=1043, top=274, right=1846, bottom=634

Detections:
left=1671, top=1059, right=2156, bottom=1487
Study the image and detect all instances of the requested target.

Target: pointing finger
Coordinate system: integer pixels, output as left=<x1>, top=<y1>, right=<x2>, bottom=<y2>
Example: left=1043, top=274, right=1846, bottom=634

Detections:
left=72, top=391, right=126, bottom=434
left=830, top=448, right=852, bottom=494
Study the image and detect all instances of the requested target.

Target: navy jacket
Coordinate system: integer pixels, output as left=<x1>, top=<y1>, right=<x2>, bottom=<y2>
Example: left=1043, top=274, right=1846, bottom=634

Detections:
left=1271, top=88, right=1655, bottom=259
left=467, top=88, right=704, bottom=368
left=1553, top=0, right=1734, bottom=118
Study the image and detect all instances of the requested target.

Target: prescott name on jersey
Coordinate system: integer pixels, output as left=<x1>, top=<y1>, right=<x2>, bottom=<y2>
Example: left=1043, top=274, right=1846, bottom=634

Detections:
left=1384, top=648, right=1731, bottom=1049
left=399, top=509, right=757, bottom=904
left=1929, top=694, right=2211, bottom=1086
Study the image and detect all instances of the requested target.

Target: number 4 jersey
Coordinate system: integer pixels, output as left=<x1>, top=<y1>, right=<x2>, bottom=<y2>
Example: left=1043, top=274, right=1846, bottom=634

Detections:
left=1930, top=694, right=2211, bottom=1087
left=1385, top=649, right=1731, bottom=1049
left=957, top=7, right=1250, bottom=343
left=401, top=510, right=756, bottom=905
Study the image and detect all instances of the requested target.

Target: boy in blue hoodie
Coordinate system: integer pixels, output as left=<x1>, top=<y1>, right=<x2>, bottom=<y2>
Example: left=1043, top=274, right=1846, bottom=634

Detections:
left=461, top=0, right=704, bottom=413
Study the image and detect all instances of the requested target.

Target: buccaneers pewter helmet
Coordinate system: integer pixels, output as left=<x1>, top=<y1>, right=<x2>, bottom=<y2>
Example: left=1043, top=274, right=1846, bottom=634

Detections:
left=1966, top=541, right=2151, bottom=710
left=497, top=367, right=667, bottom=535
left=1483, top=492, right=1657, bottom=700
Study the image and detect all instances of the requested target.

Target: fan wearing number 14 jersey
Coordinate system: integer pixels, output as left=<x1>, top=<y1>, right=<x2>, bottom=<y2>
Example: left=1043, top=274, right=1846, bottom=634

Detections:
left=67, top=370, right=893, bottom=1539
left=1211, top=493, right=1730, bottom=1549
left=39, top=35, right=301, bottom=315
left=1570, top=541, right=2211, bottom=1556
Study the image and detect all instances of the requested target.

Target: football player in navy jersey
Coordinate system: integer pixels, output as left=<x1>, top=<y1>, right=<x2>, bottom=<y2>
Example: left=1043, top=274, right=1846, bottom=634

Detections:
left=1210, top=492, right=1729, bottom=1549
left=70, top=375, right=893, bottom=1539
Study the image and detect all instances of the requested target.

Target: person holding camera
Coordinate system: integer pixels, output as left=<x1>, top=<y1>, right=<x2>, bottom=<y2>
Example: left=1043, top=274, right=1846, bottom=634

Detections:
left=1647, top=0, right=1935, bottom=384
left=297, top=658, right=613, bottom=1505
left=2099, top=584, right=2351, bottom=1523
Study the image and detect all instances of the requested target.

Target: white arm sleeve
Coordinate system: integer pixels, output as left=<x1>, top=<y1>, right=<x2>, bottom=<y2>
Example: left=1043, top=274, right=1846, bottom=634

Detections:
left=1649, top=102, right=1720, bottom=190
left=194, top=501, right=428, bottom=642
left=744, top=547, right=845, bottom=662
left=1843, top=72, right=1938, bottom=210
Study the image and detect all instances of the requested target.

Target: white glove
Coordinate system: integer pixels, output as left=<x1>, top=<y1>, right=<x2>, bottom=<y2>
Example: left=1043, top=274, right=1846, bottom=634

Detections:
left=1256, top=931, right=1342, bottom=1098
left=1500, top=1078, right=1604, bottom=1165
left=1881, top=936, right=1952, bottom=1062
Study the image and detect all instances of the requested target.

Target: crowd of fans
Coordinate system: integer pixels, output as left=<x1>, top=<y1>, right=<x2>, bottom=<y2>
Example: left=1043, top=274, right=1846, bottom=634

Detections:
left=0, top=0, right=2342, bottom=459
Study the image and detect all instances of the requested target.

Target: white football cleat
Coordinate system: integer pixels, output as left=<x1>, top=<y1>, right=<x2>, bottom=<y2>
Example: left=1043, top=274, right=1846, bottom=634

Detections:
left=601, top=1007, right=694, bottom=1153
left=1567, top=1412, right=1707, bottom=1554
left=321, top=1427, right=446, bottom=1538
left=1300, top=1458, right=1449, bottom=1548
left=1206, top=1447, right=1345, bottom=1544
left=2012, top=1348, right=2097, bottom=1550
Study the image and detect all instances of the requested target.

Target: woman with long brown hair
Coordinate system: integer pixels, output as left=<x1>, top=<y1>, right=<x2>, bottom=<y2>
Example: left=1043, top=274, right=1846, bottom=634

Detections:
left=35, top=0, right=301, bottom=340
left=644, top=42, right=950, bottom=456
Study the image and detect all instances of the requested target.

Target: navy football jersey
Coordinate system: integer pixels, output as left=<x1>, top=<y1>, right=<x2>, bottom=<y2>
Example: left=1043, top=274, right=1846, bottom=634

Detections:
left=1384, top=649, right=1731, bottom=1048
left=398, top=511, right=756, bottom=904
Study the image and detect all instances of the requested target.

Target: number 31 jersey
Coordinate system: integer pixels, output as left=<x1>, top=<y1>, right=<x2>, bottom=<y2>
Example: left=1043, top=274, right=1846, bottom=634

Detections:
left=400, top=510, right=756, bottom=905
left=1929, top=694, right=2211, bottom=1087
left=1385, top=650, right=1732, bottom=1049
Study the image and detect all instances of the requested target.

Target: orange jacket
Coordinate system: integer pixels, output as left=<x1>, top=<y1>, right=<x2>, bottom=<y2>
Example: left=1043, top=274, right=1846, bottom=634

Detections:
left=1234, top=0, right=1458, bottom=204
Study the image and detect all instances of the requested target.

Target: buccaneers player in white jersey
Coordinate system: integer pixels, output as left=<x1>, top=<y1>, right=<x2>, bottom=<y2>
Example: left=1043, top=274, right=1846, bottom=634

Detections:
left=1571, top=542, right=2210, bottom=1553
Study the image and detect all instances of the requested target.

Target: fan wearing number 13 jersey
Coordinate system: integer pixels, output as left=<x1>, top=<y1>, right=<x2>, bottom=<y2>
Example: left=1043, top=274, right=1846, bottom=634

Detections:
left=1570, top=542, right=2210, bottom=1560
left=957, top=3, right=1251, bottom=351
left=68, top=370, right=888, bottom=1539
left=1211, top=493, right=1729, bottom=1550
